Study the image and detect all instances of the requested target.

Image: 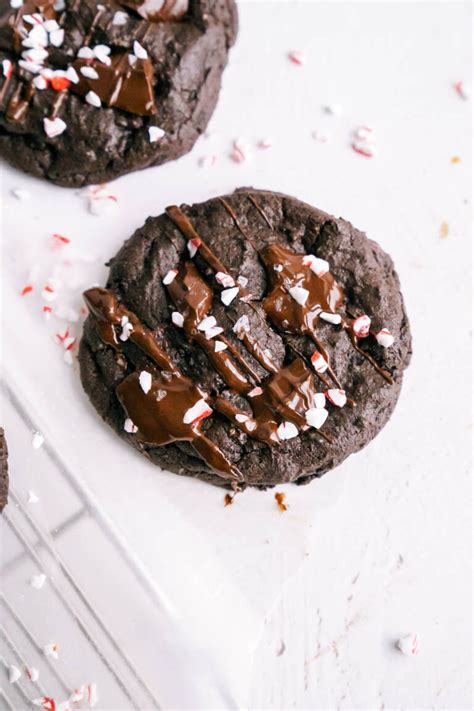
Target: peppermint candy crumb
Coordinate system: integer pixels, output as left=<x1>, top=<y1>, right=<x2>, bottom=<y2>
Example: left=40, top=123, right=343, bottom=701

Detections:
left=352, top=314, right=371, bottom=338
left=139, top=371, right=152, bottom=394
left=311, top=351, right=328, bottom=374
left=205, top=326, right=224, bottom=340
left=119, top=316, right=133, bottom=342
left=454, top=80, right=469, bottom=100
left=44, top=117, right=67, bottom=137
left=113, top=10, right=128, bottom=25
left=288, top=50, right=304, bottom=66
left=303, top=254, right=329, bottom=276
left=27, top=667, right=40, bottom=682
left=376, top=328, right=394, bottom=348
left=214, top=340, right=227, bottom=353
left=325, top=389, right=347, bottom=408
left=162, top=269, right=178, bottom=285
left=277, top=421, right=298, bottom=440
left=149, top=126, right=165, bottom=143
left=233, top=314, right=250, bottom=334
left=248, top=386, right=263, bottom=397
left=306, top=408, right=328, bottom=430
left=187, top=238, right=201, bottom=257
left=320, top=312, right=342, bottom=325
left=32, top=698, right=56, bottom=710
left=197, top=316, right=216, bottom=331
left=9, top=665, right=21, bottom=684
left=171, top=311, right=184, bottom=328
left=215, top=271, right=235, bottom=288
left=289, top=286, right=309, bottom=306
left=221, top=286, right=239, bottom=306
left=183, top=399, right=212, bottom=425
left=258, top=137, right=273, bottom=149
left=32, top=431, right=44, bottom=449
left=31, top=573, right=47, bottom=590
left=43, top=642, right=59, bottom=659
left=28, top=490, right=40, bottom=504
left=124, top=418, right=138, bottom=434
left=397, top=632, right=420, bottom=656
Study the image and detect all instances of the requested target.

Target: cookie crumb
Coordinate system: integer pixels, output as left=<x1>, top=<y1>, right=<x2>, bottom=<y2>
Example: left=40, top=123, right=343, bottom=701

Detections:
left=224, top=493, right=233, bottom=507
left=439, top=222, right=449, bottom=238
left=275, top=492, right=288, bottom=512
left=451, top=156, right=461, bottom=164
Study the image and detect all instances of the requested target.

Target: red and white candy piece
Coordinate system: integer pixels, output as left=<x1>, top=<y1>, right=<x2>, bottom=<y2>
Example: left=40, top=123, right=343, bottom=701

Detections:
left=325, top=389, right=347, bottom=407
left=163, top=269, right=178, bottom=285
left=32, top=698, right=56, bottom=711
left=397, top=632, right=420, bottom=657
left=288, top=50, right=304, bottom=66
left=214, top=340, right=227, bottom=353
left=258, top=137, right=273, bottom=149
left=2, top=58, right=13, bottom=78
left=27, top=667, right=40, bottom=682
left=183, top=398, right=212, bottom=425
left=171, top=311, right=184, bottom=328
left=289, top=285, right=309, bottom=306
left=43, top=642, right=59, bottom=659
left=248, top=386, right=263, bottom=398
left=320, top=312, right=342, bottom=325
left=376, top=328, right=394, bottom=348
left=205, top=326, right=224, bottom=340
left=215, top=271, right=235, bottom=288
left=139, top=371, right=152, bottom=394
left=352, top=314, right=371, bottom=338
left=187, top=238, right=201, bottom=257
left=305, top=407, right=329, bottom=430
left=197, top=316, right=216, bottom=332
left=277, top=421, right=299, bottom=440
left=31, top=573, right=47, bottom=589
left=454, top=80, right=469, bottom=101
left=149, top=126, right=165, bottom=143
left=303, top=254, right=329, bottom=277
left=311, top=350, right=328, bottom=374
left=9, top=665, right=21, bottom=684
left=230, top=138, right=249, bottom=164
left=124, top=418, right=138, bottom=434
left=85, top=683, right=99, bottom=707
left=221, top=286, right=239, bottom=306
left=43, top=117, right=67, bottom=137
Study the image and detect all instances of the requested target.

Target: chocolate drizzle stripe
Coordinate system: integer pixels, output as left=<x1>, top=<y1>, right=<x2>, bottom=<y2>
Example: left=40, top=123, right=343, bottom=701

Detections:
left=247, top=194, right=274, bottom=229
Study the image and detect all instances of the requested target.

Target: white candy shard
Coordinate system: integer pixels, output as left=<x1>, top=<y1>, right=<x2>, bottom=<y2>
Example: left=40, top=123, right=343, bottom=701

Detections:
left=235, top=413, right=249, bottom=423
left=248, top=386, right=263, bottom=397
left=277, top=421, right=299, bottom=441
left=311, top=351, right=328, bottom=374
left=9, top=665, right=21, bottom=684
left=187, top=238, right=201, bottom=257
left=31, top=573, right=47, bottom=589
left=124, top=418, right=138, bottom=434
left=43, top=642, right=59, bottom=659
left=314, top=392, right=326, bottom=409
left=237, top=275, right=248, bottom=287
left=352, top=314, right=371, bottom=338
left=139, top=371, right=152, bottom=394
left=32, top=431, right=44, bottom=449
left=119, top=316, right=133, bottom=342
left=148, top=126, right=165, bottom=143
left=171, top=311, right=184, bottom=328
left=289, top=286, right=309, bottom=306
left=183, top=398, right=212, bottom=425
left=162, top=269, right=178, bottom=285
left=113, top=10, right=128, bottom=25
left=133, top=40, right=148, bottom=59
left=197, top=316, right=216, bottom=331
left=221, top=287, right=239, bottom=306
left=93, top=44, right=111, bottom=65
left=233, top=315, right=250, bottom=334
left=80, top=66, right=99, bottom=80
left=86, top=683, right=99, bottom=707
left=27, top=667, right=40, bottom=682
left=305, top=408, right=329, bottom=430
left=86, top=90, right=101, bottom=107
left=28, top=490, right=39, bottom=504
left=214, top=340, right=227, bottom=353
left=376, top=328, right=394, bottom=348
left=397, top=632, right=420, bottom=657
left=205, top=326, right=224, bottom=340
left=78, top=46, right=94, bottom=59
left=215, top=271, right=235, bottom=288
left=325, top=389, right=347, bottom=408
left=320, top=312, right=342, bottom=325
left=49, top=28, right=64, bottom=47
left=44, top=117, right=67, bottom=137
left=303, top=254, right=330, bottom=277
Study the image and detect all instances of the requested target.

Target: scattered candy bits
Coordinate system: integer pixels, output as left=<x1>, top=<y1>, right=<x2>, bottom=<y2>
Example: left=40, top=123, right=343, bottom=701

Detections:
left=33, top=684, right=98, bottom=711
left=275, top=492, right=288, bottom=512
left=397, top=632, right=420, bottom=657
left=351, top=125, right=378, bottom=158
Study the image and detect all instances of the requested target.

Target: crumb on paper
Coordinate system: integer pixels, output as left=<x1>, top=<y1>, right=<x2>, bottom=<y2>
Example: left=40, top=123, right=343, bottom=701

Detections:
left=451, top=156, right=461, bottom=164
left=439, top=222, right=449, bottom=238
left=275, top=491, right=288, bottom=512
left=224, top=493, right=233, bottom=507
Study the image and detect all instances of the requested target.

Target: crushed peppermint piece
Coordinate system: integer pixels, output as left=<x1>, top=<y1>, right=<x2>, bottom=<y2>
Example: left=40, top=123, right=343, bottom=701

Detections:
left=85, top=90, right=101, bottom=107
left=376, top=328, right=394, bottom=348
left=305, top=408, right=329, bottom=430
left=171, top=311, right=184, bottom=328
left=205, top=326, right=224, bottom=340
left=303, top=254, right=329, bottom=276
left=28, top=490, right=40, bottom=504
left=215, top=271, right=235, bottom=288
left=230, top=138, right=250, bottom=164
left=314, top=392, right=326, bottom=409
left=148, top=125, right=165, bottom=143
left=275, top=492, right=288, bottom=512
left=352, top=126, right=378, bottom=158
left=214, top=340, right=227, bottom=353
left=50, top=75, right=70, bottom=91
left=199, top=154, right=217, bottom=168
left=78, top=46, right=94, bottom=59
left=87, top=183, right=118, bottom=215
left=454, top=80, right=469, bottom=100
left=80, top=66, right=99, bottom=80
left=113, top=10, right=128, bottom=25
left=119, top=316, right=133, bottom=341
left=11, top=0, right=24, bottom=8
left=31, top=573, right=47, bottom=590
left=325, top=389, right=347, bottom=408
left=352, top=314, right=371, bottom=338
left=221, top=286, right=239, bottom=306
left=289, top=285, right=309, bottom=306
left=9, top=665, right=21, bottom=684
left=233, top=314, right=250, bottom=334
left=277, top=421, right=299, bottom=440
left=235, top=413, right=249, bottom=423
left=86, top=683, right=99, bottom=707
left=124, top=418, right=138, bottom=434
left=32, top=697, right=56, bottom=710
left=273, top=264, right=283, bottom=272
left=311, top=351, right=328, bottom=373
left=258, top=137, right=273, bottom=149
left=312, top=129, right=330, bottom=143
left=43, top=642, right=59, bottom=660
left=187, top=238, right=201, bottom=257
left=41, top=285, right=57, bottom=302
left=320, top=312, right=342, bottom=325
left=49, top=28, right=64, bottom=47
left=27, top=667, right=40, bottom=681
left=32, top=431, right=44, bottom=449
left=248, top=386, right=263, bottom=397
left=44, top=117, right=67, bottom=137
left=21, top=284, right=34, bottom=296
left=133, top=40, right=148, bottom=59
left=163, top=269, right=178, bottom=285
left=93, top=44, right=111, bottom=65
left=2, top=58, right=13, bottom=77
left=183, top=399, right=212, bottom=425
left=397, top=632, right=420, bottom=656
left=288, top=50, right=304, bottom=65
left=139, top=371, right=152, bottom=394
left=197, top=316, right=216, bottom=331
left=51, top=233, right=70, bottom=248
left=237, top=275, right=248, bottom=287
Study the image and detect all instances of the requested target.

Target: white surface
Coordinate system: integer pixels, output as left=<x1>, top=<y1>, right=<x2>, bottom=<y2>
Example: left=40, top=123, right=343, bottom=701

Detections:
left=0, top=1, right=472, bottom=709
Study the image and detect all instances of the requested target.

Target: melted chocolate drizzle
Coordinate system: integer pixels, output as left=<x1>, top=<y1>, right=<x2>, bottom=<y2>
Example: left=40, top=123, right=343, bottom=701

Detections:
left=83, top=199, right=394, bottom=480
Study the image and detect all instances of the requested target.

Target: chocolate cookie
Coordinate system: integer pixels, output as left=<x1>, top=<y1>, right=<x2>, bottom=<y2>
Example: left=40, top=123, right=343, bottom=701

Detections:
left=79, top=189, right=412, bottom=489
left=0, top=0, right=237, bottom=186
left=0, top=428, right=8, bottom=512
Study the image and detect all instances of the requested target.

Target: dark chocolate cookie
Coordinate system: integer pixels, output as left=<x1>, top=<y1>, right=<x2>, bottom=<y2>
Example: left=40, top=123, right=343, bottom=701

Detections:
left=0, top=428, right=8, bottom=511
left=79, top=189, right=412, bottom=489
left=0, top=0, right=237, bottom=186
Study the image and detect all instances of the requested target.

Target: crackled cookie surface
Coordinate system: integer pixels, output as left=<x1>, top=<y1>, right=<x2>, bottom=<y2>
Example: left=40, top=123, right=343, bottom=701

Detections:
left=79, top=189, right=412, bottom=489
left=0, top=0, right=237, bottom=186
